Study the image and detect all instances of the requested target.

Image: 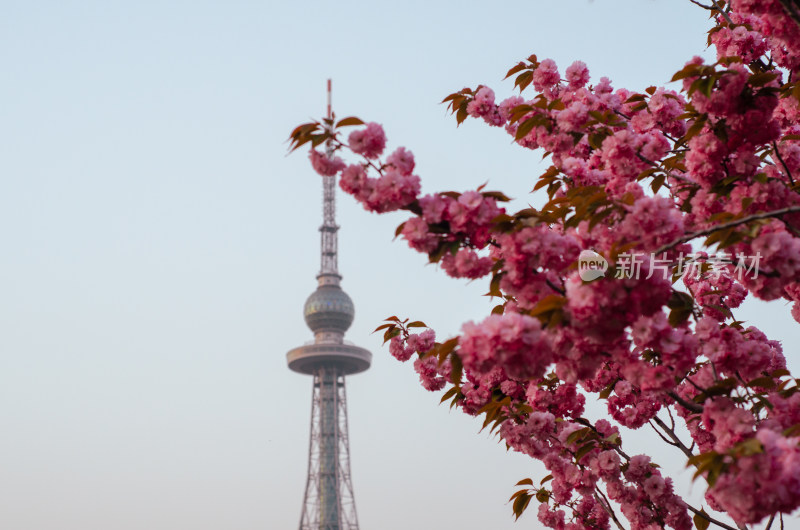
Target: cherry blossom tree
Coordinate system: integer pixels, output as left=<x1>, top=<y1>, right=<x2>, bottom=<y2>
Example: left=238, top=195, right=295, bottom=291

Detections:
left=290, top=1, right=800, bottom=528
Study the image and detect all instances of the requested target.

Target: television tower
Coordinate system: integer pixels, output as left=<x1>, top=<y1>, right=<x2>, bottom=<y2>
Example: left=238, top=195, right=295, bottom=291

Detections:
left=287, top=80, right=371, bottom=530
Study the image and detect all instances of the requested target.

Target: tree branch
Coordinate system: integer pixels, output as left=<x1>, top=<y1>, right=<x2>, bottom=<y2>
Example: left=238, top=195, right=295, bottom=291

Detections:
left=653, top=205, right=800, bottom=255
left=594, top=489, right=626, bottom=530
left=667, top=391, right=705, bottom=414
left=649, top=419, right=679, bottom=446
left=772, top=141, right=795, bottom=185
left=688, top=0, right=716, bottom=12
left=710, top=0, right=734, bottom=24
left=653, top=416, right=695, bottom=458
left=686, top=504, right=746, bottom=530
left=778, top=0, right=800, bottom=29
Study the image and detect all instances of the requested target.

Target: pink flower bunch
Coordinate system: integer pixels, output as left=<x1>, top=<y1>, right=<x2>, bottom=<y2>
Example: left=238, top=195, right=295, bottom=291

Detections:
left=459, top=313, right=553, bottom=380
left=526, top=382, right=586, bottom=418
left=707, top=426, right=800, bottom=524
left=388, top=329, right=436, bottom=362
left=495, top=225, right=579, bottom=308
left=701, top=397, right=756, bottom=452
left=467, top=86, right=504, bottom=126
left=710, top=14, right=769, bottom=64
left=565, top=270, right=672, bottom=341
left=339, top=161, right=421, bottom=213
left=630, top=87, right=688, bottom=137
left=385, top=146, right=415, bottom=174
left=308, top=149, right=345, bottom=176
left=565, top=60, right=590, bottom=89
left=347, top=122, right=386, bottom=159
left=683, top=266, right=747, bottom=321
left=729, top=225, right=800, bottom=300
left=694, top=316, right=785, bottom=380
left=439, top=248, right=493, bottom=279
left=606, top=455, right=692, bottom=530
left=396, top=189, right=505, bottom=269
left=533, top=59, right=561, bottom=94
left=731, top=0, right=800, bottom=71
left=617, top=196, right=684, bottom=252
left=606, top=380, right=662, bottom=429
left=413, top=355, right=448, bottom=391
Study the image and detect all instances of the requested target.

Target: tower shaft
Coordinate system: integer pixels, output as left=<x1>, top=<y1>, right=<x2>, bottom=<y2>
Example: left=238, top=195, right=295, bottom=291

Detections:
left=320, top=174, right=338, bottom=276
left=298, top=366, right=359, bottom=530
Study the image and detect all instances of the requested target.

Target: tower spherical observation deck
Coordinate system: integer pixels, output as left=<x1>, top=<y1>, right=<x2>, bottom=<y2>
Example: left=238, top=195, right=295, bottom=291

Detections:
left=303, top=283, right=354, bottom=333
left=288, top=273, right=372, bottom=376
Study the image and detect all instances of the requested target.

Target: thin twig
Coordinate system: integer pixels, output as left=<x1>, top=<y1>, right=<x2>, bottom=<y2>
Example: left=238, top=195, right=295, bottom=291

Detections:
left=667, top=391, right=704, bottom=414
left=686, top=504, right=744, bottom=530
left=653, top=416, right=695, bottom=458
left=653, top=205, right=800, bottom=255
left=594, top=490, right=625, bottom=530
left=777, top=0, right=800, bottom=29
left=765, top=514, right=776, bottom=530
left=688, top=0, right=716, bottom=11
left=545, top=278, right=566, bottom=295
left=649, top=420, right=679, bottom=447
left=710, top=0, right=734, bottom=24
left=772, top=141, right=795, bottom=185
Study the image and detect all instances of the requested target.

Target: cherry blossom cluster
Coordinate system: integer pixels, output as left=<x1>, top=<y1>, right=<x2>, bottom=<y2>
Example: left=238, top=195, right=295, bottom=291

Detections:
left=289, top=1, right=800, bottom=527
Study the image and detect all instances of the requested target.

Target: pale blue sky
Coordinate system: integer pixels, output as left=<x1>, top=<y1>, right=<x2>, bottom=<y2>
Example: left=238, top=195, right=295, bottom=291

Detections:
left=0, top=1, right=796, bottom=529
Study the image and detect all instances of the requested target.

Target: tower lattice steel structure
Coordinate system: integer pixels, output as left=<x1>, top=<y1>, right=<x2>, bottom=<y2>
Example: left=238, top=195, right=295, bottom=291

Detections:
left=287, top=80, right=371, bottom=530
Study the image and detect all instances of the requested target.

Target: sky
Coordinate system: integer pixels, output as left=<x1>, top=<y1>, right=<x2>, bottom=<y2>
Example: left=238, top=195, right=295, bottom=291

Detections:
left=0, top=1, right=798, bottom=529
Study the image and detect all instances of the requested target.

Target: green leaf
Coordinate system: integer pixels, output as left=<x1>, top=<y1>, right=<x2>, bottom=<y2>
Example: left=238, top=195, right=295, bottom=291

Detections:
left=534, top=488, right=550, bottom=504
left=512, top=492, right=532, bottom=520
left=679, top=115, right=707, bottom=146
left=749, top=71, right=780, bottom=88
left=456, top=105, right=468, bottom=125
left=671, top=63, right=705, bottom=82
left=440, top=386, right=459, bottom=404
left=747, top=376, right=777, bottom=389
left=650, top=173, right=666, bottom=193
left=565, top=427, right=592, bottom=445
left=575, top=441, right=596, bottom=462
left=335, top=116, right=365, bottom=127
left=598, top=379, right=618, bottom=400
left=383, top=327, right=401, bottom=343
left=515, top=71, right=534, bottom=93
left=625, top=94, right=647, bottom=103
left=449, top=353, right=463, bottom=385
left=437, top=337, right=458, bottom=358
left=693, top=509, right=711, bottom=530
left=482, top=190, right=513, bottom=202
left=504, top=62, right=527, bottom=80
left=529, top=295, right=566, bottom=317
left=515, top=117, right=538, bottom=140
left=373, top=323, right=395, bottom=333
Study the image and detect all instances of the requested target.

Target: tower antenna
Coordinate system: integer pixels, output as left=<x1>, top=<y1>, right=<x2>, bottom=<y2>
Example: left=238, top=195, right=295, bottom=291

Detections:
left=320, top=79, right=338, bottom=278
